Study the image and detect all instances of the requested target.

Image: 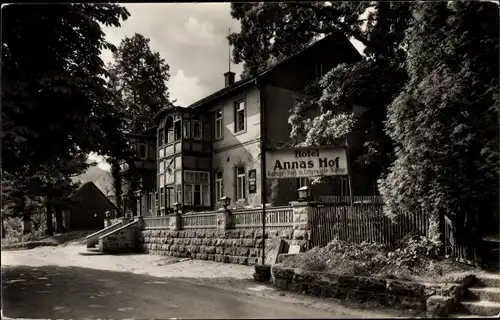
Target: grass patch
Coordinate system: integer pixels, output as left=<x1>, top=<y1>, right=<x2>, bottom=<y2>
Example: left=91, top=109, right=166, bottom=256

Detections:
left=2, top=240, right=59, bottom=251
left=2, top=231, right=46, bottom=246
left=2, top=230, right=92, bottom=250
left=281, top=236, right=478, bottom=282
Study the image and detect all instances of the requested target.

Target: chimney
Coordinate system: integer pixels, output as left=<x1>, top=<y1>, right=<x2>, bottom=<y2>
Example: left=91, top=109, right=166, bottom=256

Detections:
left=224, top=71, right=235, bottom=87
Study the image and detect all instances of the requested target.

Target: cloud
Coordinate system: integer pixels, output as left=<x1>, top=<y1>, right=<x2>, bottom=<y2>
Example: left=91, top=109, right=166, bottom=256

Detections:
left=169, top=16, right=220, bottom=47
left=100, top=3, right=243, bottom=109
left=169, top=70, right=209, bottom=107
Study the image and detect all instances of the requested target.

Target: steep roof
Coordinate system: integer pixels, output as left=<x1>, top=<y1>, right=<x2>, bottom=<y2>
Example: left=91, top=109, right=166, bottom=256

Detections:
left=70, top=181, right=117, bottom=211
left=154, top=31, right=359, bottom=121
left=71, top=163, right=116, bottom=206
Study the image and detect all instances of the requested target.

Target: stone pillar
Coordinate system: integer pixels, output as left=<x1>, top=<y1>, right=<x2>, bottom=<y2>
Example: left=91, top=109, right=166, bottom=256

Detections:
left=216, top=208, right=234, bottom=232
left=290, top=201, right=316, bottom=251
left=104, top=218, right=111, bottom=228
left=169, top=213, right=181, bottom=231
left=121, top=217, right=130, bottom=226
left=136, top=216, right=145, bottom=230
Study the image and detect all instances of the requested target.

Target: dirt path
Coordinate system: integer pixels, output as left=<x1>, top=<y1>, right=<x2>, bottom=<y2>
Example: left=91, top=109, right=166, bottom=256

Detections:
left=2, top=246, right=408, bottom=319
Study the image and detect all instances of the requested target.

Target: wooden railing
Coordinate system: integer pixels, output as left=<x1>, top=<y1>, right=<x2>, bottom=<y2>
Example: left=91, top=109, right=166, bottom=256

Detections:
left=143, top=207, right=295, bottom=230
left=233, top=206, right=294, bottom=229
left=143, top=216, right=170, bottom=229
left=181, top=213, right=217, bottom=229
left=309, top=203, right=429, bottom=249
left=318, top=195, right=384, bottom=204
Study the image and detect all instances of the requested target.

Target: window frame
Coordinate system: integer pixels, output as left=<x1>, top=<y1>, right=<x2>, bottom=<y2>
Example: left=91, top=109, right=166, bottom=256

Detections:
left=183, top=170, right=211, bottom=207
left=183, top=120, right=191, bottom=139
left=165, top=166, right=174, bottom=184
left=315, top=62, right=324, bottom=80
left=234, top=99, right=246, bottom=134
left=138, top=143, right=146, bottom=159
left=174, top=120, right=182, bottom=141
left=159, top=187, right=165, bottom=213
left=192, top=120, right=202, bottom=141
left=214, top=109, right=223, bottom=140
left=235, top=166, right=246, bottom=200
left=158, top=130, right=165, bottom=147
left=215, top=171, right=223, bottom=202
left=147, top=189, right=153, bottom=213
left=175, top=170, right=182, bottom=205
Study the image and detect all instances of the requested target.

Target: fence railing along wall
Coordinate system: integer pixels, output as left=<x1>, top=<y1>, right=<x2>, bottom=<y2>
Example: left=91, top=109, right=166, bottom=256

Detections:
left=142, top=199, right=480, bottom=265
left=181, top=213, right=217, bottom=229
left=310, top=203, right=429, bottom=249
left=233, top=206, right=294, bottom=230
left=142, top=207, right=295, bottom=231
left=143, top=216, right=170, bottom=229
left=319, top=195, right=384, bottom=205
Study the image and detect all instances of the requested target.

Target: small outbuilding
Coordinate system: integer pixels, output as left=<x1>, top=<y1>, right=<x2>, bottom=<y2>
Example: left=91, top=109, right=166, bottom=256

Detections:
left=64, top=182, right=117, bottom=231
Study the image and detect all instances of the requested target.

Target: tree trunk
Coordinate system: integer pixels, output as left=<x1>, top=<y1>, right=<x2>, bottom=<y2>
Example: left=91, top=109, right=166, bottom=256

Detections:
left=55, top=206, right=65, bottom=233
left=1, top=215, right=5, bottom=238
left=20, top=198, right=31, bottom=235
left=45, top=203, right=54, bottom=235
left=111, top=161, right=122, bottom=217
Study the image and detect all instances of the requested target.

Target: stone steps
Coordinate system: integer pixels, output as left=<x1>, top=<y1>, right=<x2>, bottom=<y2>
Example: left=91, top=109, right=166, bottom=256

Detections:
left=449, top=272, right=500, bottom=318
left=457, top=300, right=500, bottom=317
left=467, top=287, right=500, bottom=303
left=448, top=313, right=498, bottom=318
left=475, top=273, right=500, bottom=288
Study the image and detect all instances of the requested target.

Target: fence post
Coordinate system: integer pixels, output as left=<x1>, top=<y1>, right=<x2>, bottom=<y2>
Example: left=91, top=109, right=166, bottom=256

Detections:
left=290, top=201, right=316, bottom=251
left=217, top=208, right=234, bottom=232
left=169, top=213, right=181, bottom=231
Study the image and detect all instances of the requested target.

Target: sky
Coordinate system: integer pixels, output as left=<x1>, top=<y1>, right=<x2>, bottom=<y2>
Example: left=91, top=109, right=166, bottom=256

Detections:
left=100, top=3, right=245, bottom=108
left=90, top=3, right=366, bottom=171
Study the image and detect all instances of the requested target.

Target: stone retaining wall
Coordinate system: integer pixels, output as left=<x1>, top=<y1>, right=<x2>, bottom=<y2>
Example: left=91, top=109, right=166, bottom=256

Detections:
left=99, top=220, right=139, bottom=253
left=271, top=264, right=465, bottom=313
left=138, top=229, right=298, bottom=265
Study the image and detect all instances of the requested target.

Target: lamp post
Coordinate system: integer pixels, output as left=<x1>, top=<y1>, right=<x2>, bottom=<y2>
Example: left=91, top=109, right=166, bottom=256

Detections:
left=220, top=196, right=231, bottom=210
left=134, top=189, right=143, bottom=217
left=173, top=202, right=182, bottom=215
left=134, top=178, right=144, bottom=217
left=297, top=185, right=313, bottom=202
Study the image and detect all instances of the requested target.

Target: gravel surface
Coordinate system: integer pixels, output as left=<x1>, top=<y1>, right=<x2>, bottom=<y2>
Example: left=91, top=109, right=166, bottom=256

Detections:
left=1, top=245, right=408, bottom=319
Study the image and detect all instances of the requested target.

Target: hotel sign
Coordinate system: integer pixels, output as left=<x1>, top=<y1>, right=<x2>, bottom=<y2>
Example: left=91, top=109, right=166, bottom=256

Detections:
left=265, top=146, right=348, bottom=179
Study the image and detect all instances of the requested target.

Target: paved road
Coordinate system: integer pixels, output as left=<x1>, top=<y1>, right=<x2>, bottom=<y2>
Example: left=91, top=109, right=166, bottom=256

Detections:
left=2, top=265, right=358, bottom=319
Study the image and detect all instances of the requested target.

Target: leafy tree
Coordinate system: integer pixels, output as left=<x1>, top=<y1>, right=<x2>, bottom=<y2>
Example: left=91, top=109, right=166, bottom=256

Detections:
left=2, top=3, right=133, bottom=230
left=379, top=2, right=499, bottom=247
left=229, top=2, right=412, bottom=192
left=107, top=33, right=174, bottom=213
left=107, top=33, right=173, bottom=133
left=230, top=1, right=499, bottom=253
left=2, top=3, right=131, bottom=176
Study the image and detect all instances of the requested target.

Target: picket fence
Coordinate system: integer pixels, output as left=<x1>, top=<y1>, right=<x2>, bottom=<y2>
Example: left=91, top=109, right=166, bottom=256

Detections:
left=310, top=203, right=429, bottom=249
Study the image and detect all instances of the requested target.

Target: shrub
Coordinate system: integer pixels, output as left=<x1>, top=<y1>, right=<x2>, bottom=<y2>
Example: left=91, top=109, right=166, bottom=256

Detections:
left=282, top=237, right=474, bottom=280
left=2, top=213, right=46, bottom=245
